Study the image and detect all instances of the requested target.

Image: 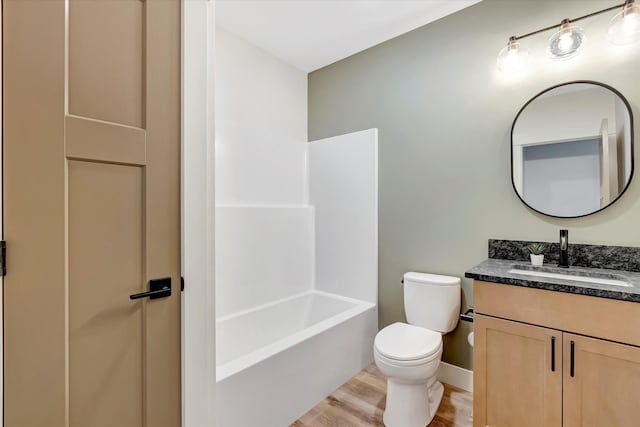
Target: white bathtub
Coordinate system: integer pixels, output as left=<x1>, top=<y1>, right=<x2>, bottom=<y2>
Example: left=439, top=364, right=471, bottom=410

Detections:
left=216, top=290, right=377, bottom=426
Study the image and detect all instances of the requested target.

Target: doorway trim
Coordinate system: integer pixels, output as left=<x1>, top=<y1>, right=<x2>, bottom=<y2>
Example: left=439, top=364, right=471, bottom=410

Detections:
left=181, top=1, right=216, bottom=426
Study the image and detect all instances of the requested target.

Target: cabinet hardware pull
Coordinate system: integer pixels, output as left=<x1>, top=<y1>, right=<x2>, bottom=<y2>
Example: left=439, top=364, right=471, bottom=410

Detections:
left=570, top=340, right=575, bottom=377
left=551, top=336, right=556, bottom=372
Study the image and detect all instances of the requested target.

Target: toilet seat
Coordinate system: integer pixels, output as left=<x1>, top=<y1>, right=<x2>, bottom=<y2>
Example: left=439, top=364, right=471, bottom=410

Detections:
left=374, top=347, right=441, bottom=367
left=374, top=322, right=442, bottom=362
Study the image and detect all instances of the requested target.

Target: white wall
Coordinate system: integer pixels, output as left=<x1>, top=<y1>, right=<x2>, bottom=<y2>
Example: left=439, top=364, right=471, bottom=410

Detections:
left=215, top=206, right=313, bottom=317
left=309, top=129, right=378, bottom=303
left=214, top=29, right=307, bottom=205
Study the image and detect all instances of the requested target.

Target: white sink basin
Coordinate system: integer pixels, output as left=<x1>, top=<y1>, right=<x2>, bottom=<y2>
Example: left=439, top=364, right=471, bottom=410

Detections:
left=508, top=268, right=631, bottom=287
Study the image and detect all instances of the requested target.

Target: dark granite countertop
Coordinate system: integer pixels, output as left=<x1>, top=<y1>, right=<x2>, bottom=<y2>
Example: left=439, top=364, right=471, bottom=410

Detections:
left=465, top=258, right=640, bottom=303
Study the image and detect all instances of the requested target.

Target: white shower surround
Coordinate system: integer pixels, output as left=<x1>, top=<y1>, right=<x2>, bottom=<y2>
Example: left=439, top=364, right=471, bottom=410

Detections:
left=215, top=29, right=378, bottom=425
left=214, top=205, right=314, bottom=317
left=215, top=130, right=378, bottom=426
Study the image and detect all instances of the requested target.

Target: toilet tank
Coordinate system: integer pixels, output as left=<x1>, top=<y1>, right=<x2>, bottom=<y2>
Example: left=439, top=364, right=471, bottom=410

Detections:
left=403, top=272, right=461, bottom=333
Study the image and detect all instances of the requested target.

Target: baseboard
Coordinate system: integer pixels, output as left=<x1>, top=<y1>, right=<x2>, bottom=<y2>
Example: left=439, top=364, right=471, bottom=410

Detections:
left=437, top=361, right=473, bottom=393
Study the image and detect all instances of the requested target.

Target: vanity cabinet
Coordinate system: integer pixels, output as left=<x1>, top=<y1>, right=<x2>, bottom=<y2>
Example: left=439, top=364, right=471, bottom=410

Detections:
left=563, top=334, right=640, bottom=427
left=473, top=280, right=640, bottom=427
left=474, top=315, right=562, bottom=427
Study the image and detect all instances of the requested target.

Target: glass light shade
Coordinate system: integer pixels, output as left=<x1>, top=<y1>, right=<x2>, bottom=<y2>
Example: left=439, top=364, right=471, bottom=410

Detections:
left=608, top=1, right=640, bottom=45
left=548, top=21, right=585, bottom=60
left=497, top=38, right=529, bottom=73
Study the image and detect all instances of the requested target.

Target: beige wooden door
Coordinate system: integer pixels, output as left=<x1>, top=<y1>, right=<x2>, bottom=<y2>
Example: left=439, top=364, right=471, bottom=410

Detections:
left=564, top=333, right=640, bottom=427
left=474, top=315, right=562, bottom=427
left=3, top=1, right=181, bottom=426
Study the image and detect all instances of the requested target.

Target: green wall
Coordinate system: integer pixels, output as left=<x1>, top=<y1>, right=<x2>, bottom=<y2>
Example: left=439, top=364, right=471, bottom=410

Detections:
left=308, top=0, right=640, bottom=370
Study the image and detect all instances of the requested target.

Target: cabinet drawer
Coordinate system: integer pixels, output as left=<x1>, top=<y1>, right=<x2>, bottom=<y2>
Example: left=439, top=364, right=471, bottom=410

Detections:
left=474, top=281, right=640, bottom=347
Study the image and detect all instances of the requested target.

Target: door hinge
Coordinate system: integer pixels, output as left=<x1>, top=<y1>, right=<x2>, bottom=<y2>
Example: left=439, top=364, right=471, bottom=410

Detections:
left=181, top=276, right=184, bottom=292
left=0, top=241, right=6, bottom=276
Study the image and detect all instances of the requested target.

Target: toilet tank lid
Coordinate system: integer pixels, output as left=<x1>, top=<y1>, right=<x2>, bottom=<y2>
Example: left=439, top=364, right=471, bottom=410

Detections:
left=404, top=272, right=460, bottom=286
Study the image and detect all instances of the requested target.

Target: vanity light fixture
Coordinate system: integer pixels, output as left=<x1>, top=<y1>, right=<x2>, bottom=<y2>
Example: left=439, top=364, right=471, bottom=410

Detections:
left=497, top=36, right=530, bottom=73
left=609, top=0, right=640, bottom=44
left=548, top=19, right=585, bottom=60
left=498, top=1, right=637, bottom=73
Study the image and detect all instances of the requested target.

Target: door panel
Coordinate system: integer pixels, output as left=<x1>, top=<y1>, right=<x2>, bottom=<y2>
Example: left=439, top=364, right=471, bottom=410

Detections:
left=66, top=116, right=147, bottom=165
left=69, top=161, right=144, bottom=427
left=474, top=314, right=562, bottom=427
left=69, top=0, right=144, bottom=127
left=3, top=1, right=67, bottom=424
left=564, top=334, right=640, bottom=427
left=3, top=1, right=181, bottom=426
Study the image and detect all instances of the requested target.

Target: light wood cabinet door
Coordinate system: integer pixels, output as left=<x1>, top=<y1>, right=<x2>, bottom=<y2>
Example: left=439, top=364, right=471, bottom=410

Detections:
left=564, top=334, right=640, bottom=427
left=474, top=315, right=562, bottom=427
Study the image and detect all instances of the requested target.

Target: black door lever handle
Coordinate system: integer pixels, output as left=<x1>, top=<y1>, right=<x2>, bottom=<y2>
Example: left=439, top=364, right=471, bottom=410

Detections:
left=130, top=277, right=171, bottom=300
left=130, top=286, right=170, bottom=300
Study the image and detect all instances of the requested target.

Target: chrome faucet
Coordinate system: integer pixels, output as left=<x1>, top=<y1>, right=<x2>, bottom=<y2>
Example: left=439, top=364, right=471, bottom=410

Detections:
left=558, top=229, right=569, bottom=268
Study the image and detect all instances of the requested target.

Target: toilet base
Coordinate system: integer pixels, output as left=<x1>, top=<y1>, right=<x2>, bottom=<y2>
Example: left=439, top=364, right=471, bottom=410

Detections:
left=383, top=378, right=444, bottom=427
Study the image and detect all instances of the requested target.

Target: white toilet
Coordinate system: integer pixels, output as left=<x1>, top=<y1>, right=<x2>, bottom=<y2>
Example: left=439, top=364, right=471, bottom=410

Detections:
left=374, top=272, right=461, bottom=427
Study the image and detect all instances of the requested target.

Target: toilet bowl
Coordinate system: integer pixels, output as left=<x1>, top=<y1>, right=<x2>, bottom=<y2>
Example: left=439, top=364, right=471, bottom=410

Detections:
left=374, top=322, right=443, bottom=427
left=374, top=272, right=460, bottom=427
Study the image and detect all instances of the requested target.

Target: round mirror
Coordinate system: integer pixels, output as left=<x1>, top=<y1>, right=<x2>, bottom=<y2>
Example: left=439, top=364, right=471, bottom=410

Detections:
left=511, top=81, right=634, bottom=218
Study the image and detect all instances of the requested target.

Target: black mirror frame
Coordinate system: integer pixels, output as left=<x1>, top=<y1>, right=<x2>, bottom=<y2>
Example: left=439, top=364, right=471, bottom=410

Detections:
left=510, top=80, right=635, bottom=219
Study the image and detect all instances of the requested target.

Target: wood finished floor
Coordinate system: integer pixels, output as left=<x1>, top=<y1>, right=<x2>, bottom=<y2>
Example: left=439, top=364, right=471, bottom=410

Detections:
left=292, top=363, right=473, bottom=427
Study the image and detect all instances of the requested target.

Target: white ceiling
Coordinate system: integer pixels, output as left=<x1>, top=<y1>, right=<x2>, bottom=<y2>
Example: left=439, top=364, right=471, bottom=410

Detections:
left=216, top=0, right=482, bottom=72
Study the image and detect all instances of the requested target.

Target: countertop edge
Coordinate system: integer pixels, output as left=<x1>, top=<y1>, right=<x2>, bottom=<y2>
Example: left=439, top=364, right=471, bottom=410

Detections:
left=465, top=266, right=640, bottom=304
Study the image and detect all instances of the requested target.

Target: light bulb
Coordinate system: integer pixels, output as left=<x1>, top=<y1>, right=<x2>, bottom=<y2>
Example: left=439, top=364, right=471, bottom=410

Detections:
left=623, top=11, right=639, bottom=33
left=609, top=0, right=640, bottom=44
left=497, top=36, right=529, bottom=73
left=548, top=19, right=585, bottom=60
left=558, top=31, right=574, bottom=52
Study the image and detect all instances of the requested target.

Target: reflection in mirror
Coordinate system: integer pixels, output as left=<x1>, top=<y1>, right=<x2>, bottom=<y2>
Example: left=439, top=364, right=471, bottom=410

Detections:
left=512, top=82, right=634, bottom=218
